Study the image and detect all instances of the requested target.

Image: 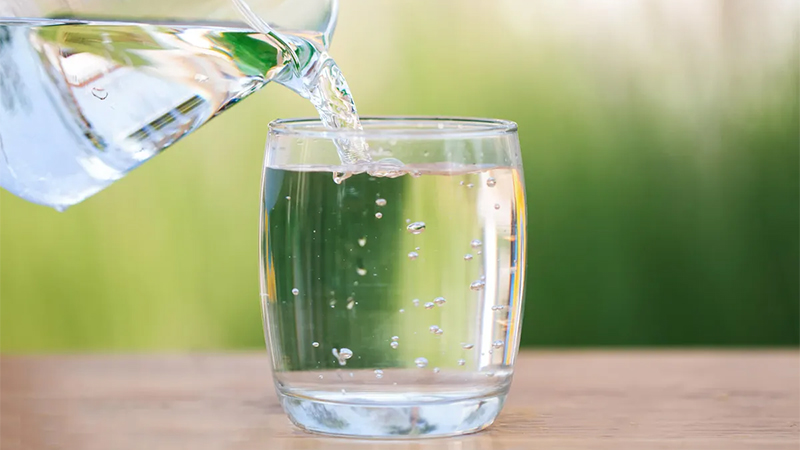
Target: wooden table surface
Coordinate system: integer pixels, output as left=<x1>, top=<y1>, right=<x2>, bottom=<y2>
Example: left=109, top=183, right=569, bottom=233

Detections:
left=2, top=351, right=798, bottom=450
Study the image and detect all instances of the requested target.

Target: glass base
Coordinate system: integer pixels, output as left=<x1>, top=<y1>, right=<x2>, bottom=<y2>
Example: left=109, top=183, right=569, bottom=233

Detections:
left=278, top=390, right=507, bottom=438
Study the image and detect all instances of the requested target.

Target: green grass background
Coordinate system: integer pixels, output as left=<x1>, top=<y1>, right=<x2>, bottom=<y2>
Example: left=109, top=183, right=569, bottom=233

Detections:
left=1, top=0, right=797, bottom=351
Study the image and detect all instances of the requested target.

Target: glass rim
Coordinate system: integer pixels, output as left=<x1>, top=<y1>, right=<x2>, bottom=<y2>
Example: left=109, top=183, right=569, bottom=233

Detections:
left=268, top=116, right=518, bottom=140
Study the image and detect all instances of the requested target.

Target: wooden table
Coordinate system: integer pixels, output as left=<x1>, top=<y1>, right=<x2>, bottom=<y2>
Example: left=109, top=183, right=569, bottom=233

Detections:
left=2, top=351, right=798, bottom=449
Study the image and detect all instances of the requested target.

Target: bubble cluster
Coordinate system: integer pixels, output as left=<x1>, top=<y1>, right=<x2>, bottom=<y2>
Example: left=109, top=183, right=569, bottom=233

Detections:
left=332, top=348, right=353, bottom=366
left=470, top=280, right=486, bottom=291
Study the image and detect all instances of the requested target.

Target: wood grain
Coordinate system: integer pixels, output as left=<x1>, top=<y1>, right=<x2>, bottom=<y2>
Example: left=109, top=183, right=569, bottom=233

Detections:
left=1, top=351, right=798, bottom=449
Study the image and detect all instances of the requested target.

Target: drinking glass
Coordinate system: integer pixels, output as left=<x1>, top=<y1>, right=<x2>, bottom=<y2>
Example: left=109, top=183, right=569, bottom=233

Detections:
left=259, top=117, right=527, bottom=438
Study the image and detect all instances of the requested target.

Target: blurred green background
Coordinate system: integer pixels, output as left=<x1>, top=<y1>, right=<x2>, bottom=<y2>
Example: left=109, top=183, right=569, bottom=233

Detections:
left=1, top=0, right=797, bottom=351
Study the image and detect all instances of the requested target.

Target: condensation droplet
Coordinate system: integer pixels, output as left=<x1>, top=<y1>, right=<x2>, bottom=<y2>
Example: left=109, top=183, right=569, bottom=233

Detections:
left=494, top=203, right=501, bottom=210
left=486, top=178, right=497, bottom=187
left=492, top=305, right=506, bottom=311
left=471, top=239, right=482, bottom=249
left=412, top=299, right=420, bottom=307
left=458, top=359, right=466, bottom=366
left=493, top=340, right=505, bottom=349
left=461, top=343, right=475, bottom=350
left=312, top=342, right=320, bottom=347
left=375, top=198, right=387, bottom=206
left=358, top=237, right=367, bottom=247
left=429, top=325, right=440, bottom=334
left=434, top=297, right=446, bottom=306
left=470, top=280, right=486, bottom=291
left=407, top=251, right=419, bottom=260
left=424, top=302, right=435, bottom=309
left=433, top=367, right=440, bottom=374
left=374, top=369, right=384, bottom=379
left=91, top=87, right=108, bottom=100
left=464, top=253, right=474, bottom=261
left=356, top=267, right=368, bottom=276
left=415, top=357, right=429, bottom=368
left=375, top=212, right=383, bottom=219
left=292, top=288, right=300, bottom=296
left=407, top=222, right=426, bottom=234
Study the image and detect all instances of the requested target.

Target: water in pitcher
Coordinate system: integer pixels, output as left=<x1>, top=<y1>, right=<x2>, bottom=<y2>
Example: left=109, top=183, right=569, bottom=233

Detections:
left=0, top=18, right=366, bottom=209
left=262, top=163, right=526, bottom=435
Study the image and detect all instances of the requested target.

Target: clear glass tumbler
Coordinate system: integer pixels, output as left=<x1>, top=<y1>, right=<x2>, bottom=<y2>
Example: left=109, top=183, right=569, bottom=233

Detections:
left=259, top=117, right=527, bottom=438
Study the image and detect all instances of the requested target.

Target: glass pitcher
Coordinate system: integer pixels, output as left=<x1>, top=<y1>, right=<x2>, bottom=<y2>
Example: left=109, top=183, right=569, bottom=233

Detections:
left=0, top=0, right=338, bottom=210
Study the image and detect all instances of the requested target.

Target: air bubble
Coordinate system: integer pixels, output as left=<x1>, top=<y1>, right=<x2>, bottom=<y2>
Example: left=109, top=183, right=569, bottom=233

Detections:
left=375, top=198, right=387, bottom=206
left=486, top=178, right=497, bottom=187
left=471, top=239, right=482, bottom=248
left=312, top=342, right=320, bottom=348
left=391, top=336, right=399, bottom=341
left=407, top=222, right=426, bottom=234
left=429, top=325, right=440, bottom=334
left=91, top=87, right=108, bottom=100
left=374, top=369, right=384, bottom=379
left=341, top=389, right=347, bottom=394
left=459, top=181, right=465, bottom=186
left=356, top=267, right=367, bottom=276
left=347, top=297, right=355, bottom=310
left=494, top=204, right=501, bottom=210
left=457, top=359, right=466, bottom=366
left=470, top=280, right=486, bottom=291
left=291, top=288, right=300, bottom=296
left=375, top=212, right=383, bottom=219
left=437, top=123, right=445, bottom=129
left=461, top=343, right=475, bottom=350
left=424, top=302, right=435, bottom=309
left=464, top=254, right=474, bottom=261
left=358, top=237, right=367, bottom=247
left=415, top=357, right=429, bottom=368
left=408, top=251, right=419, bottom=260
left=399, top=308, right=405, bottom=313
left=412, top=299, right=420, bottom=307
left=194, top=73, right=209, bottom=83
left=390, top=341, right=399, bottom=349
left=333, top=348, right=353, bottom=366
left=434, top=297, right=446, bottom=306
left=433, top=367, right=441, bottom=374
left=434, top=328, right=444, bottom=335
left=492, top=305, right=506, bottom=311
left=285, top=196, right=291, bottom=200
left=492, top=340, right=505, bottom=349
left=467, top=183, right=474, bottom=188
